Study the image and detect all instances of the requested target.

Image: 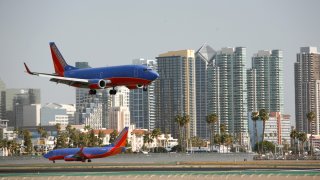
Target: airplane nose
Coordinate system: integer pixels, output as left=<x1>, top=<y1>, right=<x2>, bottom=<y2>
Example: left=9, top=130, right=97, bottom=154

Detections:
left=152, top=71, right=159, bottom=80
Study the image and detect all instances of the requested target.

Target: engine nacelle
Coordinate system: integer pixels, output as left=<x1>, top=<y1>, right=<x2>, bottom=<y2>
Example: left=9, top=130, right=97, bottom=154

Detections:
left=64, top=154, right=79, bottom=161
left=88, top=79, right=107, bottom=89
left=136, top=84, right=143, bottom=88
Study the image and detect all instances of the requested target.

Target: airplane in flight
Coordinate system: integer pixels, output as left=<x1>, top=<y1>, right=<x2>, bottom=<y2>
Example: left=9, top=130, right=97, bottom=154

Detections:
left=43, top=127, right=128, bottom=163
left=24, top=42, right=159, bottom=95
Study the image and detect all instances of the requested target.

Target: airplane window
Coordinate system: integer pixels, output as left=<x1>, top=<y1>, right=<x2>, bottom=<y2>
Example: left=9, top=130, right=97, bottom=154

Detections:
left=143, top=68, right=148, bottom=72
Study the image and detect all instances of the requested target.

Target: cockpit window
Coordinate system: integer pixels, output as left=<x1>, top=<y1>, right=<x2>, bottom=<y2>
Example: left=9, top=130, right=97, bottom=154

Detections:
left=143, top=68, right=153, bottom=72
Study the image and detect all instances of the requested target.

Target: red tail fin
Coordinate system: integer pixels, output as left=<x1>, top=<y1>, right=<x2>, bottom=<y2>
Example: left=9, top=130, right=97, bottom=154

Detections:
left=50, top=42, right=68, bottom=76
left=114, top=127, right=129, bottom=147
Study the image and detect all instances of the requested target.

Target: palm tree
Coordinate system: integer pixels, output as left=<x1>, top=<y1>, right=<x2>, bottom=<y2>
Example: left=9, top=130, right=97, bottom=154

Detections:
left=23, top=130, right=33, bottom=154
left=297, top=132, right=307, bottom=155
left=151, top=128, right=161, bottom=152
left=37, top=126, right=47, bottom=139
left=306, top=111, right=316, bottom=156
left=220, top=123, right=226, bottom=134
left=84, top=125, right=91, bottom=132
left=182, top=115, right=190, bottom=152
left=290, top=129, right=299, bottom=155
left=175, top=115, right=184, bottom=151
left=98, top=130, right=106, bottom=146
left=251, top=111, right=260, bottom=153
left=109, top=129, right=118, bottom=144
left=206, top=113, right=218, bottom=152
left=143, top=132, right=153, bottom=151
left=259, top=109, right=269, bottom=153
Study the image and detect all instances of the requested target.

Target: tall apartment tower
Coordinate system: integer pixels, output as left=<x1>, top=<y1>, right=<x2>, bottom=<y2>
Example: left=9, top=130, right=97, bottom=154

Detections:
left=208, top=47, right=248, bottom=144
left=295, top=47, right=320, bottom=134
left=108, top=86, right=130, bottom=131
left=0, top=78, right=6, bottom=119
left=130, top=58, right=157, bottom=131
left=156, top=50, right=196, bottom=138
left=247, top=50, right=284, bottom=113
left=75, top=62, right=109, bottom=128
left=195, top=44, right=216, bottom=139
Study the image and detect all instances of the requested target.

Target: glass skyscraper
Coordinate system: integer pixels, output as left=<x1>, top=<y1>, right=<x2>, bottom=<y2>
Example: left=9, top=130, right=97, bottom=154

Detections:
left=156, top=50, right=196, bottom=138
left=295, top=47, right=320, bottom=134
left=207, top=47, right=248, bottom=145
left=129, top=58, right=157, bottom=131
left=247, top=50, right=284, bottom=113
left=195, top=44, right=216, bottom=139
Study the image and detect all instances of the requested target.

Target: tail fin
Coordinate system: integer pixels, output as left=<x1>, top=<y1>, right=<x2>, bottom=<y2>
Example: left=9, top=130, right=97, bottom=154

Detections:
left=49, top=42, right=77, bottom=76
left=113, top=127, right=129, bottom=147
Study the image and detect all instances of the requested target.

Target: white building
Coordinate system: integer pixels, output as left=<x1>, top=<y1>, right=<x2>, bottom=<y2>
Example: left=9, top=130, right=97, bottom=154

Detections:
left=108, top=107, right=130, bottom=132
left=41, top=103, right=76, bottom=125
left=248, top=112, right=291, bottom=148
left=23, top=104, right=41, bottom=126
left=110, top=86, right=130, bottom=107
left=0, top=119, right=17, bottom=141
left=107, top=86, right=130, bottom=131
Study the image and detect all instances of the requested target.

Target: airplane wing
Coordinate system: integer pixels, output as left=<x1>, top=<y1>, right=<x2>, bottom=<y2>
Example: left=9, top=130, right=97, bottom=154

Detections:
left=72, top=147, right=89, bottom=160
left=24, top=62, right=90, bottom=86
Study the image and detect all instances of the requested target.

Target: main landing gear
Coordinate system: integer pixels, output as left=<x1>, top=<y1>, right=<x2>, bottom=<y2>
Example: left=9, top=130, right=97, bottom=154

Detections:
left=89, top=89, right=97, bottom=95
left=109, top=88, right=117, bottom=95
left=143, top=86, right=148, bottom=91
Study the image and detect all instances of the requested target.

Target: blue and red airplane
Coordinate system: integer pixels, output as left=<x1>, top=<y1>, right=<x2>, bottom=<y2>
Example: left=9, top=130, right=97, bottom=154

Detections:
left=24, top=42, right=159, bottom=95
left=43, top=127, right=128, bottom=163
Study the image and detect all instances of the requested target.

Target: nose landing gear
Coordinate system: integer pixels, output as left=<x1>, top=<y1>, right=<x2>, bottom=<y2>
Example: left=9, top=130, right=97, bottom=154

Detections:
left=143, top=86, right=148, bottom=91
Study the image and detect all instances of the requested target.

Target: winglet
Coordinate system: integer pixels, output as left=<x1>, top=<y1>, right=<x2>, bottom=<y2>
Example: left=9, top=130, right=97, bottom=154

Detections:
left=24, top=62, right=34, bottom=75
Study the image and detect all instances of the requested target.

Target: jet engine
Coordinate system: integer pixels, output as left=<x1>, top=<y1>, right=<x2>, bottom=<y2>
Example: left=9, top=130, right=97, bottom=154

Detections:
left=136, top=84, right=143, bottom=88
left=88, top=79, right=108, bottom=89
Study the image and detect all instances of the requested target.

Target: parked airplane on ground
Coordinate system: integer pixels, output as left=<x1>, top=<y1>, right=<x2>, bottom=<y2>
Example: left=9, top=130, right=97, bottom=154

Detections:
left=43, top=127, right=128, bottom=163
left=24, top=42, right=159, bottom=95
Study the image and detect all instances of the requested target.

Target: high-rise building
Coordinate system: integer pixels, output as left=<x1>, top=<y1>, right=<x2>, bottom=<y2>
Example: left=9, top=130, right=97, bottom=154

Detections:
left=247, top=50, right=284, bottom=112
left=295, top=47, right=320, bottom=134
left=75, top=62, right=109, bottom=128
left=0, top=78, right=6, bottom=119
left=130, top=58, right=157, bottom=130
left=195, top=44, right=216, bottom=139
left=3, top=88, right=40, bottom=128
left=156, top=50, right=196, bottom=138
left=108, top=86, right=130, bottom=131
left=208, top=47, right=248, bottom=145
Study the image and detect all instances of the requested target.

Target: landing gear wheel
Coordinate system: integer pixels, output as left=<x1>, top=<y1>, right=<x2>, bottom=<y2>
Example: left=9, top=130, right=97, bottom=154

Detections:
left=109, top=88, right=117, bottom=95
left=53, top=160, right=55, bottom=163
left=88, top=159, right=92, bottom=162
left=143, top=86, right=148, bottom=91
left=89, top=89, right=97, bottom=95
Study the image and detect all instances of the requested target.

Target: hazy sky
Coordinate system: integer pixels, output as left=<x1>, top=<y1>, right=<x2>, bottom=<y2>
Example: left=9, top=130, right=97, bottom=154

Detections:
left=1, top=0, right=320, bottom=120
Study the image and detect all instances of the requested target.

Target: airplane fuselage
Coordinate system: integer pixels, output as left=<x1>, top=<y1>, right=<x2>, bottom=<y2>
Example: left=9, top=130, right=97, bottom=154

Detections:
left=63, top=64, right=158, bottom=89
left=44, top=146, right=124, bottom=161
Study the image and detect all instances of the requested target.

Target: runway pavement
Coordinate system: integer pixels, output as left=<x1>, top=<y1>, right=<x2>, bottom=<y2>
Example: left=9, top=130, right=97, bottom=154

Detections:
left=1, top=154, right=320, bottom=179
